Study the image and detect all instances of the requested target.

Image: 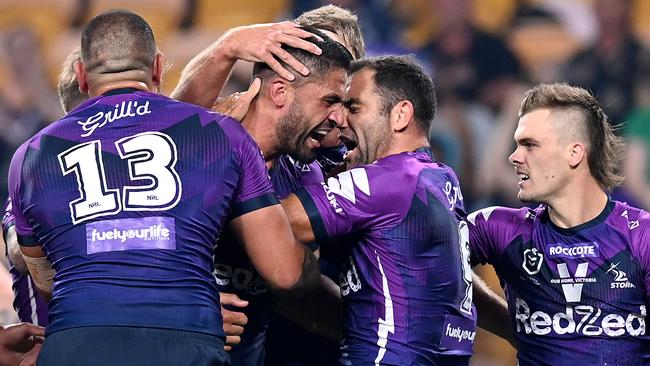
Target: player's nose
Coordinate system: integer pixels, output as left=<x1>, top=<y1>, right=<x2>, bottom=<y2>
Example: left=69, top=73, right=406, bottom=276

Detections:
left=509, top=146, right=523, bottom=165
left=328, top=104, right=347, bottom=129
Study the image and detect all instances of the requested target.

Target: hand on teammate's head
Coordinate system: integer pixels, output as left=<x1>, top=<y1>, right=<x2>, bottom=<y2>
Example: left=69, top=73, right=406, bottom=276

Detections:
left=220, top=22, right=322, bottom=81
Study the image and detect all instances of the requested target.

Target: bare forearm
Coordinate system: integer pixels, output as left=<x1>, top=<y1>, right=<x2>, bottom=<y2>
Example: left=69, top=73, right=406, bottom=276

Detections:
left=171, top=43, right=235, bottom=108
left=472, top=272, right=515, bottom=347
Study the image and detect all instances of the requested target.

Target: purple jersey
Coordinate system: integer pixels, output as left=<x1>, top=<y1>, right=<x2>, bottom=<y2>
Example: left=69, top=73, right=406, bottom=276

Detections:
left=7, top=89, right=277, bottom=338
left=468, top=201, right=650, bottom=365
left=296, top=149, right=476, bottom=366
left=214, top=154, right=323, bottom=342
left=2, top=199, right=48, bottom=325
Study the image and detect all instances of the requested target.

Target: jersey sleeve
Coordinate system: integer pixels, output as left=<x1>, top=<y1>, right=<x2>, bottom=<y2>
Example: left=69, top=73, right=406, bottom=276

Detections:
left=629, top=209, right=650, bottom=296
left=7, top=142, right=39, bottom=246
left=222, top=118, right=279, bottom=218
left=467, top=206, right=527, bottom=266
left=2, top=199, right=14, bottom=241
left=294, top=167, right=399, bottom=243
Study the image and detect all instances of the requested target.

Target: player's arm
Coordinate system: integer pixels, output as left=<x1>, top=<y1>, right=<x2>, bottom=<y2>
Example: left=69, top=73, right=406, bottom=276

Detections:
left=466, top=207, right=521, bottom=347
left=230, top=204, right=318, bottom=294
left=472, top=272, right=515, bottom=347
left=18, top=245, right=53, bottom=302
left=280, top=193, right=316, bottom=243
left=171, top=22, right=322, bottom=108
left=231, top=210, right=341, bottom=339
left=272, top=274, right=342, bottom=341
left=7, top=144, right=54, bottom=302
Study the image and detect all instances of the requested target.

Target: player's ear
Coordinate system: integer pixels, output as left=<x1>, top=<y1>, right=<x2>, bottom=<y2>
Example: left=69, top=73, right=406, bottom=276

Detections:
left=568, top=142, right=586, bottom=168
left=269, top=77, right=290, bottom=109
left=74, top=60, right=89, bottom=93
left=390, top=100, right=414, bottom=132
left=152, top=52, right=163, bottom=88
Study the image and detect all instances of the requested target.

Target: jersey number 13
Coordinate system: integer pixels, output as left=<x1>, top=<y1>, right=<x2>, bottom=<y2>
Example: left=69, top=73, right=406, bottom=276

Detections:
left=58, top=132, right=182, bottom=224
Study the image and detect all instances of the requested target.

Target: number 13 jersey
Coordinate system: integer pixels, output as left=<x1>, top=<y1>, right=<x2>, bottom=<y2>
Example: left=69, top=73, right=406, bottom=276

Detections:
left=8, top=89, right=277, bottom=337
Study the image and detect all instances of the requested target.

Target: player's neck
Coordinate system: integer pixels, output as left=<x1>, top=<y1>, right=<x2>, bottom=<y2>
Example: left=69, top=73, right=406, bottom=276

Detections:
left=91, top=81, right=151, bottom=97
left=546, top=179, right=609, bottom=229
left=241, top=102, right=280, bottom=163
left=378, top=134, right=429, bottom=160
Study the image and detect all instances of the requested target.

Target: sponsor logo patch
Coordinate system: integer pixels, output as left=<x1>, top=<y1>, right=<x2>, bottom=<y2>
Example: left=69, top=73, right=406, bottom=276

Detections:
left=439, top=314, right=476, bottom=354
left=516, top=297, right=646, bottom=337
left=546, top=242, right=600, bottom=259
left=86, top=216, right=175, bottom=254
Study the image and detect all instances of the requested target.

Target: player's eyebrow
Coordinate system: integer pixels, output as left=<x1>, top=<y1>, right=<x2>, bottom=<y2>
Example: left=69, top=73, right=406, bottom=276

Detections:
left=344, top=98, right=359, bottom=108
left=323, top=94, right=343, bottom=105
left=516, top=137, right=539, bottom=145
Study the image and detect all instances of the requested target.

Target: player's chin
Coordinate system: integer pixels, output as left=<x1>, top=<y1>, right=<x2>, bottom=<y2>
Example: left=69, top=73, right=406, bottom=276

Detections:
left=293, top=146, right=317, bottom=164
left=517, top=191, right=537, bottom=203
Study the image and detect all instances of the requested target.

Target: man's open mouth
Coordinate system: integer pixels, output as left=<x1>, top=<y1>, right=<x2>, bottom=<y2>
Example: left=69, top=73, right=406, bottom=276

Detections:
left=309, top=123, right=334, bottom=144
left=340, top=134, right=357, bottom=159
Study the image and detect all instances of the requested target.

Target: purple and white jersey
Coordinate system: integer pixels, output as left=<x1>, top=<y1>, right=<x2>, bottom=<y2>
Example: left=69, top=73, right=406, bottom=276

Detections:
left=213, top=153, right=323, bottom=339
left=7, top=89, right=277, bottom=338
left=296, top=149, right=476, bottom=366
left=2, top=199, right=48, bottom=325
left=468, top=201, right=650, bottom=365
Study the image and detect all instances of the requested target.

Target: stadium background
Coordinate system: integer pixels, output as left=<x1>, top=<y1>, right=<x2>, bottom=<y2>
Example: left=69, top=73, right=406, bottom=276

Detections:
left=0, top=0, right=649, bottom=364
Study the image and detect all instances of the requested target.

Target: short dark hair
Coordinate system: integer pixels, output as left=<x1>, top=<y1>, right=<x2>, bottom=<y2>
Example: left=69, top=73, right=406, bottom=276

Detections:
left=252, top=26, right=352, bottom=85
left=80, top=9, right=157, bottom=74
left=350, top=55, right=436, bottom=133
left=519, top=82, right=625, bottom=191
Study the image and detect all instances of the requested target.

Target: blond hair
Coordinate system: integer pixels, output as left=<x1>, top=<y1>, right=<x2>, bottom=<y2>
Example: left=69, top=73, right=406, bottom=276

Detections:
left=295, top=5, right=365, bottom=60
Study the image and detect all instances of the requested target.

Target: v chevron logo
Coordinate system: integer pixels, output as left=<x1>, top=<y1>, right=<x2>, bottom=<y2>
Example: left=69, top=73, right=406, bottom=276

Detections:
left=557, top=263, right=589, bottom=303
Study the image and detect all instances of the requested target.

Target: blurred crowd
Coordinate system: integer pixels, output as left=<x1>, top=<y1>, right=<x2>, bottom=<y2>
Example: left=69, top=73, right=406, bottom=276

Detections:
left=1, top=0, right=650, bottom=364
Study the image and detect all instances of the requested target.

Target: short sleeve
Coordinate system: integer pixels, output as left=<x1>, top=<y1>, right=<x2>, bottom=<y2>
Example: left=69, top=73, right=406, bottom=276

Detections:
left=7, top=142, right=38, bottom=245
left=224, top=119, right=279, bottom=218
left=294, top=167, right=399, bottom=243
left=467, top=206, right=527, bottom=266
left=629, top=209, right=650, bottom=296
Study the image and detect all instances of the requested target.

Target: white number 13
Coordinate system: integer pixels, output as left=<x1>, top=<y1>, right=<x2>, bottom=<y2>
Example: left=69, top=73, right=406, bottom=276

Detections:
left=58, top=132, right=182, bottom=224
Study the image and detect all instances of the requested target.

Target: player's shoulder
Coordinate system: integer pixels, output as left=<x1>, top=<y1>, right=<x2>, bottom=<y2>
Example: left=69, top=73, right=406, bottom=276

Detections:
left=368, top=149, right=439, bottom=184
left=613, top=200, right=650, bottom=235
left=467, top=205, right=539, bottom=228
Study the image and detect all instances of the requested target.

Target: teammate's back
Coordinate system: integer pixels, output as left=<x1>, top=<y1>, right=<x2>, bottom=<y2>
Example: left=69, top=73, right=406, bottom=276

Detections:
left=7, top=10, right=302, bottom=366
left=12, top=89, right=264, bottom=335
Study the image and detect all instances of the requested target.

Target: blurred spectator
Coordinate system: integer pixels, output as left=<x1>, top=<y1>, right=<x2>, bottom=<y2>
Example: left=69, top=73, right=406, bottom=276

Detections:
left=564, top=0, right=650, bottom=127
left=424, top=0, right=522, bottom=112
left=622, top=80, right=650, bottom=210
left=423, top=0, right=521, bottom=208
left=292, top=0, right=399, bottom=53
left=0, top=27, right=61, bottom=203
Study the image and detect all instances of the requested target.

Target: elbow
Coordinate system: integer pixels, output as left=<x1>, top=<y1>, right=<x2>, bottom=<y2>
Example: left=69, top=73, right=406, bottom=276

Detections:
left=267, top=269, right=303, bottom=291
left=270, top=249, right=320, bottom=298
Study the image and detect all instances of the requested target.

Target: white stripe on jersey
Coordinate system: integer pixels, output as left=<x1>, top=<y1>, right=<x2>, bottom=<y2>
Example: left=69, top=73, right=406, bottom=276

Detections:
left=374, top=253, right=394, bottom=365
left=27, top=277, right=38, bottom=325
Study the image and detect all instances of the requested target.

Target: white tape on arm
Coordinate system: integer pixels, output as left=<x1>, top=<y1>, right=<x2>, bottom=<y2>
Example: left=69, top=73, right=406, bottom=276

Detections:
left=21, top=254, right=55, bottom=294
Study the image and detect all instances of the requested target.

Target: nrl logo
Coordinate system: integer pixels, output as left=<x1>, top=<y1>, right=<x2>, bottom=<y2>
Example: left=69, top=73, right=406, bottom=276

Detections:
left=522, top=248, right=544, bottom=275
